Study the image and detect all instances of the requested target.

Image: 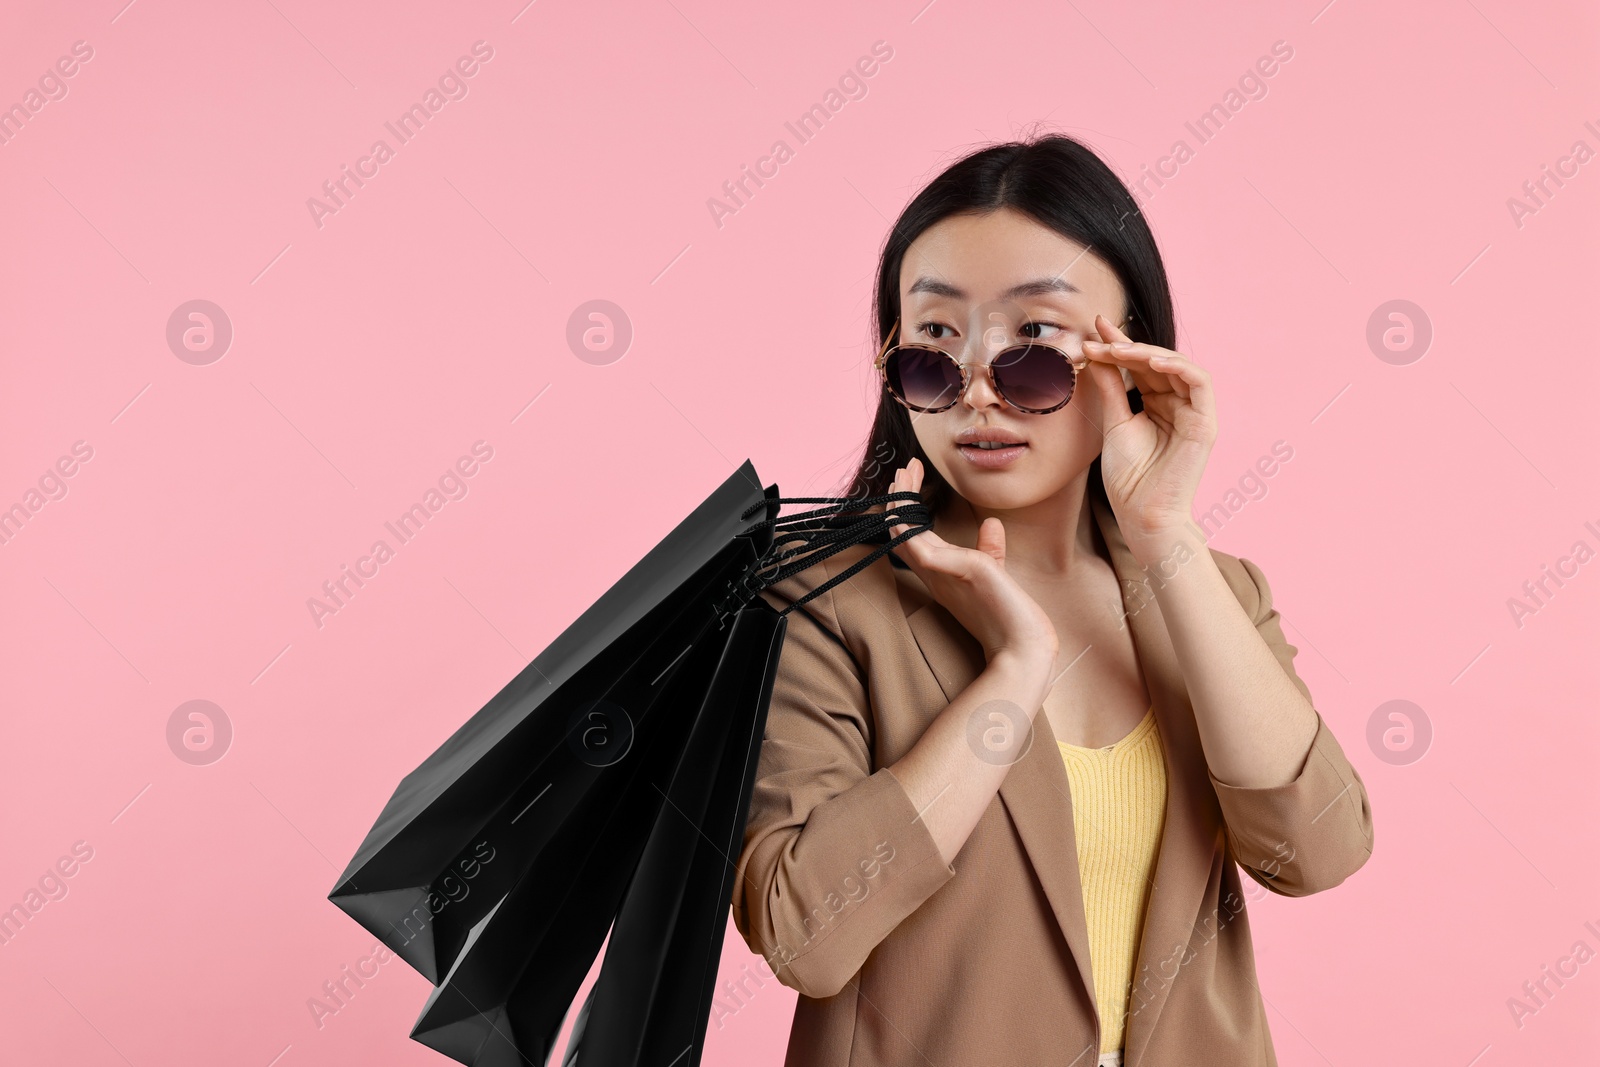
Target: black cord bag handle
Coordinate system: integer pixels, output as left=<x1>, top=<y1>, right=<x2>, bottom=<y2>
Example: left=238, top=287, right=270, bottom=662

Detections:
left=712, top=490, right=932, bottom=623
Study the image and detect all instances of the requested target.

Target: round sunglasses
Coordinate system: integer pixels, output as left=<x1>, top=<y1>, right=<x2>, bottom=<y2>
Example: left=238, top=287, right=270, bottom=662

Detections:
left=873, top=316, right=1128, bottom=415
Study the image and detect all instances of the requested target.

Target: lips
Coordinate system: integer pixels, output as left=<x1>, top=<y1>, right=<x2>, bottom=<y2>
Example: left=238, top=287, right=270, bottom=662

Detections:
left=954, top=426, right=1027, bottom=449
left=953, top=426, right=1028, bottom=469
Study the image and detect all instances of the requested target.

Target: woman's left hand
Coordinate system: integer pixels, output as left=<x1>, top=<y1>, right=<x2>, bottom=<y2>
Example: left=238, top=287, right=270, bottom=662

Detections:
left=1079, top=313, right=1217, bottom=554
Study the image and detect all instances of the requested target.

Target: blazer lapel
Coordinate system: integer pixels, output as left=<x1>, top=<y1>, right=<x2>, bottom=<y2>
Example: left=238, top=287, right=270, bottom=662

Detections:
left=902, top=570, right=1102, bottom=1043
left=896, top=479, right=1215, bottom=1066
left=1086, top=483, right=1217, bottom=1067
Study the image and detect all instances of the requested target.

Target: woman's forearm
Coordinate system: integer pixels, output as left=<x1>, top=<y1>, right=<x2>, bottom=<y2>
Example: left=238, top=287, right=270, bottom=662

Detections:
left=887, top=647, right=1055, bottom=868
left=1130, top=524, right=1319, bottom=789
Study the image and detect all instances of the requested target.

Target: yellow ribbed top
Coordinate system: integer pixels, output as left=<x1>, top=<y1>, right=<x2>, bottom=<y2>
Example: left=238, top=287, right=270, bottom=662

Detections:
left=1056, top=705, right=1167, bottom=1054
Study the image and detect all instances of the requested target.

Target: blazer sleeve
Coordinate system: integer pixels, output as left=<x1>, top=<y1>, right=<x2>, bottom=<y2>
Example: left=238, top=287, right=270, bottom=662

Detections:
left=729, top=577, right=957, bottom=999
left=1206, top=555, right=1375, bottom=898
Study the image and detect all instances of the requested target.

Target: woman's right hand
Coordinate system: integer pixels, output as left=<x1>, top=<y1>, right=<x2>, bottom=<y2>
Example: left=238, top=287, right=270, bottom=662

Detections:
left=886, top=458, right=1059, bottom=668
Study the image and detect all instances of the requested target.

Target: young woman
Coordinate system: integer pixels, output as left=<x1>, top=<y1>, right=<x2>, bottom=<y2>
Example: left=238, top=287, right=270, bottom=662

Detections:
left=731, top=133, right=1374, bottom=1067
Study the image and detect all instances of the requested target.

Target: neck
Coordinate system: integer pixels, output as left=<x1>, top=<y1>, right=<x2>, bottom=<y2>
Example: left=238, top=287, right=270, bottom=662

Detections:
left=934, top=466, right=1105, bottom=581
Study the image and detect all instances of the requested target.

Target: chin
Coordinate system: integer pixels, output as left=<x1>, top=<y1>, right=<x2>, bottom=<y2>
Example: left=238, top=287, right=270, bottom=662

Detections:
left=944, top=472, right=1047, bottom=511
left=946, top=457, right=1093, bottom=509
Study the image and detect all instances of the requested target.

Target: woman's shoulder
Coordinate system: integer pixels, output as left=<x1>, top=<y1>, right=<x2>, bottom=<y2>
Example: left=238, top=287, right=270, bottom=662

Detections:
left=1199, top=542, right=1278, bottom=624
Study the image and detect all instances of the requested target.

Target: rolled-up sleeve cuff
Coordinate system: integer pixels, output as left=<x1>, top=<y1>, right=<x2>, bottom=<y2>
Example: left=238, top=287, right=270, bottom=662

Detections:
left=777, top=766, right=957, bottom=995
left=1207, top=711, right=1374, bottom=896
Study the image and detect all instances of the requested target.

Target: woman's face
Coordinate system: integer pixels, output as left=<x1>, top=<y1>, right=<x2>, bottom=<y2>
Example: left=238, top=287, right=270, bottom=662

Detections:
left=896, top=206, right=1130, bottom=513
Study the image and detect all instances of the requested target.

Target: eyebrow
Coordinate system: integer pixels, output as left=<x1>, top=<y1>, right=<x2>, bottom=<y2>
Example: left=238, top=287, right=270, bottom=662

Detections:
left=906, top=276, right=1082, bottom=300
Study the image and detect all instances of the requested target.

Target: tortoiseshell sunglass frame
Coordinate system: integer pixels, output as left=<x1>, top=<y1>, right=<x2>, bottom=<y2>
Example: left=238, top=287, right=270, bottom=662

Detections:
left=871, top=315, right=1131, bottom=415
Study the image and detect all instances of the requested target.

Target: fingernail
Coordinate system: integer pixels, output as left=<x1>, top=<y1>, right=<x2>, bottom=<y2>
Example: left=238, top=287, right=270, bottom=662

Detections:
left=1111, top=342, right=1134, bottom=351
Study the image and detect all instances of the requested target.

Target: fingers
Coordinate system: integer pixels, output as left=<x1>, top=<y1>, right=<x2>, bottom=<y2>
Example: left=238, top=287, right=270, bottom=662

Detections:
left=887, top=465, right=907, bottom=541
left=1095, top=313, right=1132, bottom=345
left=886, top=458, right=923, bottom=542
left=1082, top=314, right=1209, bottom=404
left=1084, top=357, right=1135, bottom=430
left=975, top=515, right=1006, bottom=565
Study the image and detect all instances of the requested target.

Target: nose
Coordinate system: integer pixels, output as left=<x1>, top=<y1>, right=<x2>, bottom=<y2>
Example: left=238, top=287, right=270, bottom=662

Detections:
left=958, top=359, right=1007, bottom=412
left=953, top=323, right=1015, bottom=411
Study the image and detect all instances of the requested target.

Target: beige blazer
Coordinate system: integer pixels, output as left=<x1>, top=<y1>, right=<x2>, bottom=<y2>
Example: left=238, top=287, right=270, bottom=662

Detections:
left=731, top=479, right=1375, bottom=1066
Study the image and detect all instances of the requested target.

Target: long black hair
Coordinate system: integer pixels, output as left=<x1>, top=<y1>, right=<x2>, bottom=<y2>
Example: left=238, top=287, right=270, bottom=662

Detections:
left=839, top=132, right=1176, bottom=518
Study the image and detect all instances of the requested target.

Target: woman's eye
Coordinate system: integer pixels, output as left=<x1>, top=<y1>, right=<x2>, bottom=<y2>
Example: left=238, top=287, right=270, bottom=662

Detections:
left=916, top=321, right=955, bottom=340
left=1021, top=321, right=1065, bottom=340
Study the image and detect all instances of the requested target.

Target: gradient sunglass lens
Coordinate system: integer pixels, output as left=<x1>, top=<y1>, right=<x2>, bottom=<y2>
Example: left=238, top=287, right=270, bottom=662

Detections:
left=885, top=347, right=963, bottom=411
left=992, top=344, right=1076, bottom=412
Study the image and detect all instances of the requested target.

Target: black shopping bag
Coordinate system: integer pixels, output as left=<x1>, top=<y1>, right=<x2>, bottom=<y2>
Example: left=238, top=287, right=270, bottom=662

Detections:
left=559, top=596, right=788, bottom=1067
left=417, top=498, right=923, bottom=1067
left=329, top=463, right=775, bottom=983
left=406, top=607, right=741, bottom=1064
left=329, top=459, right=931, bottom=1066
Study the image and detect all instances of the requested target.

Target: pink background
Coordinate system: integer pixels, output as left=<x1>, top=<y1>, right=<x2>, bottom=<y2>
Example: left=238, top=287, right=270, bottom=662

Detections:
left=2, top=0, right=1597, bottom=1063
